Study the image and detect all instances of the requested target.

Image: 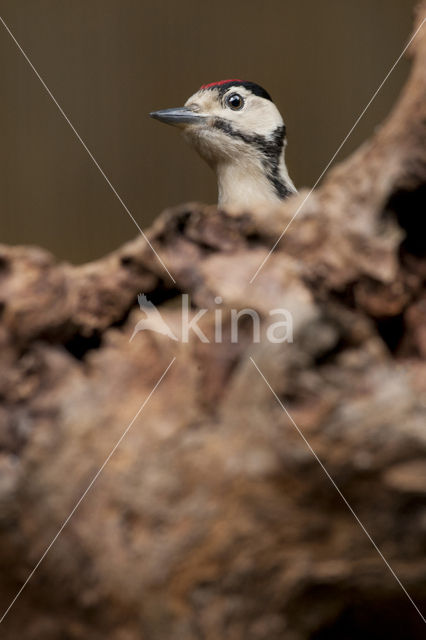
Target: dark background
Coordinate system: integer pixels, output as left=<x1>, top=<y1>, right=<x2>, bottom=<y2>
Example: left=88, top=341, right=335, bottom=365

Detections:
left=0, top=0, right=417, bottom=263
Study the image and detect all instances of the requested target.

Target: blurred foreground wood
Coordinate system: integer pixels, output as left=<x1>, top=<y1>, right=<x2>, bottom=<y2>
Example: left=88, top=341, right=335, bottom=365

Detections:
left=0, top=7, right=426, bottom=639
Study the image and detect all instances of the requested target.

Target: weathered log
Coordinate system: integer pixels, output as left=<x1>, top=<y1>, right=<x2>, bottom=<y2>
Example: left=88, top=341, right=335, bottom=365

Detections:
left=0, top=5, right=426, bottom=639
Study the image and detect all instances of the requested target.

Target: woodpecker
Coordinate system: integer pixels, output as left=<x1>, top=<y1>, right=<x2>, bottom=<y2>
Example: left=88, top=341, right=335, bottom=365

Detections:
left=150, top=79, right=296, bottom=208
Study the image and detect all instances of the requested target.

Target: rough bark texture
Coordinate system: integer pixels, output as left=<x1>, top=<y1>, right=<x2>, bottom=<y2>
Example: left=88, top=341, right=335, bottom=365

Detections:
left=1, top=7, right=426, bottom=640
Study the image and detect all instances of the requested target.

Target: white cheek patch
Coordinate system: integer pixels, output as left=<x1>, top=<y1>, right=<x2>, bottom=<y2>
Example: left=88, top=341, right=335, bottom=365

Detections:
left=183, top=86, right=286, bottom=170
left=225, top=97, right=283, bottom=138
left=184, top=88, right=283, bottom=139
left=180, top=82, right=295, bottom=204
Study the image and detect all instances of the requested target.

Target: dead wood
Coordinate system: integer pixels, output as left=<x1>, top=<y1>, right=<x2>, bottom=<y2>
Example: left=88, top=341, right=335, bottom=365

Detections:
left=0, top=5, right=426, bottom=639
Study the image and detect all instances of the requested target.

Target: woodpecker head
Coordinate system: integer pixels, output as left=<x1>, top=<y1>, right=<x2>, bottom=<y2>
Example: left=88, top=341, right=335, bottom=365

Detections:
left=150, top=80, right=296, bottom=208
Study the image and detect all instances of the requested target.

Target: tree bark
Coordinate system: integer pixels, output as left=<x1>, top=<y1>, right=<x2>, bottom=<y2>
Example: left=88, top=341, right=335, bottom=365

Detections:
left=0, top=5, right=426, bottom=639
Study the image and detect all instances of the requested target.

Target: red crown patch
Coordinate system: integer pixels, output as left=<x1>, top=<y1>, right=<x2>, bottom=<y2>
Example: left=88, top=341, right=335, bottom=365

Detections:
left=200, top=79, right=242, bottom=90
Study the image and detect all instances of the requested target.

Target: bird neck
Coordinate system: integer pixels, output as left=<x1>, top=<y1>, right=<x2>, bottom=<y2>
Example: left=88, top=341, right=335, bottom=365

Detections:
left=216, top=152, right=295, bottom=208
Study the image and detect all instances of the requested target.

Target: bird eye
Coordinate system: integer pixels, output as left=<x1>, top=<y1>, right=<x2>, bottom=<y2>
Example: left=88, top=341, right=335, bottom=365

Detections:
left=225, top=93, right=244, bottom=110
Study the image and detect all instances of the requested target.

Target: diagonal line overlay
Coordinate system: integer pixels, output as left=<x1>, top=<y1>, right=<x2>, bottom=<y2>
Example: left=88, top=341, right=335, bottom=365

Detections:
left=0, top=357, right=176, bottom=624
left=0, top=15, right=176, bottom=284
left=249, top=18, right=426, bottom=284
left=250, top=356, right=426, bottom=625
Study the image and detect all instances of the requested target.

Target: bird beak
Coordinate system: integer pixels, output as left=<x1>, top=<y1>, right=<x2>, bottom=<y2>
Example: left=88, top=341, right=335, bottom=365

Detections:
left=149, top=107, right=206, bottom=128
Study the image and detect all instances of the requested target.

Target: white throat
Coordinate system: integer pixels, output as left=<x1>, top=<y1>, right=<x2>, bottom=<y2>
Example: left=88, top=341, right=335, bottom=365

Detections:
left=216, top=154, right=296, bottom=207
left=179, top=83, right=297, bottom=208
left=217, top=163, right=276, bottom=207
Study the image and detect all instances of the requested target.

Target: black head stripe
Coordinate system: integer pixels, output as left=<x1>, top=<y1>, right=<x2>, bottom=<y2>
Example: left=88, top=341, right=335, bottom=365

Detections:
left=213, top=119, right=284, bottom=155
left=201, top=80, right=272, bottom=102
left=212, top=120, right=291, bottom=199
